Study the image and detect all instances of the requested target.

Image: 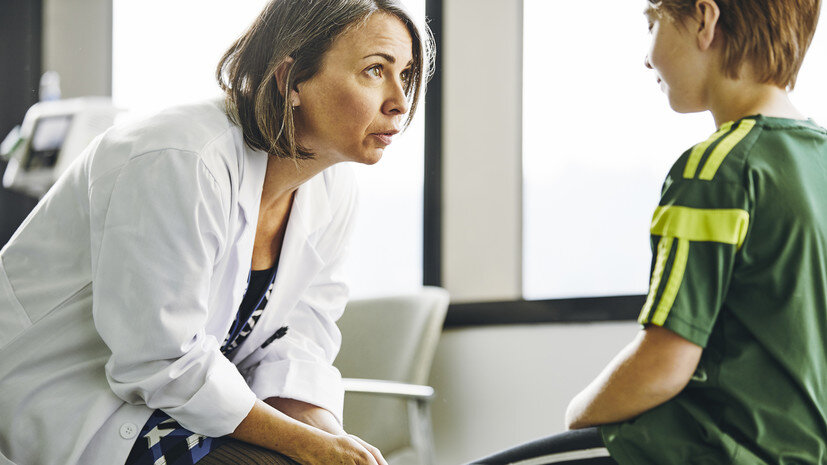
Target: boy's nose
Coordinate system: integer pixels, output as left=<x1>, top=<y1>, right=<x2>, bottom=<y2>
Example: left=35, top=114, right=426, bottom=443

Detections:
left=644, top=55, right=653, bottom=70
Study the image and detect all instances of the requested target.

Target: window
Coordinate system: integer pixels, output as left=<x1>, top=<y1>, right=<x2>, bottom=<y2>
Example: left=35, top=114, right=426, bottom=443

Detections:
left=522, top=1, right=827, bottom=300
left=113, top=0, right=426, bottom=298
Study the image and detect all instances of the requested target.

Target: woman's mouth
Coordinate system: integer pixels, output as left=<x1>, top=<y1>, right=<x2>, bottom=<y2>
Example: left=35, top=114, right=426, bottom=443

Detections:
left=370, top=130, right=399, bottom=146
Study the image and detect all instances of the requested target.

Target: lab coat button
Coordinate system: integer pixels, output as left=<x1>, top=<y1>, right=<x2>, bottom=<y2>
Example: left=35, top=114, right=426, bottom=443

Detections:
left=119, top=422, right=138, bottom=439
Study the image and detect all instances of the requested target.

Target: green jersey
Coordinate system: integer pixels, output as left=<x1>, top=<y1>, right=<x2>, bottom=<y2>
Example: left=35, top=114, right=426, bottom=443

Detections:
left=601, top=116, right=827, bottom=464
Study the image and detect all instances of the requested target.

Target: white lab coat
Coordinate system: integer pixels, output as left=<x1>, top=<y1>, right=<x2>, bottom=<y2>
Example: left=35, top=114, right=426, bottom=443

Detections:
left=0, top=100, right=356, bottom=465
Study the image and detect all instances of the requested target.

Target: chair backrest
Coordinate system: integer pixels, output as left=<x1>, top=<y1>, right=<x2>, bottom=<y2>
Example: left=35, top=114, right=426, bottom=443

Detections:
left=335, top=286, right=450, bottom=459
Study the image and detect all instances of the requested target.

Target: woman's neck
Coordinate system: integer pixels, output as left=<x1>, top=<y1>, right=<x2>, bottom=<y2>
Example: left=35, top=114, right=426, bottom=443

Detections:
left=260, top=154, right=336, bottom=211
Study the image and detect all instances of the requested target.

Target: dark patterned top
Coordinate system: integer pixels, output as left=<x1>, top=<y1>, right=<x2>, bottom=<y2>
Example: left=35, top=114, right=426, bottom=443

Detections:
left=221, top=265, right=277, bottom=355
left=124, top=264, right=277, bottom=465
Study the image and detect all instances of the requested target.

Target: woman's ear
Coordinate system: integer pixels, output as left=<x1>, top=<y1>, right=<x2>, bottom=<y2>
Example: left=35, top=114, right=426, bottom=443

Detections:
left=695, top=0, right=721, bottom=51
left=274, top=57, right=301, bottom=107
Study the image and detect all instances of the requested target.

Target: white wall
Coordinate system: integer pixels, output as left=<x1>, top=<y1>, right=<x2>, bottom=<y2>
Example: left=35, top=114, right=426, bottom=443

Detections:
left=442, top=0, right=523, bottom=303
left=429, top=322, right=639, bottom=465
left=43, top=0, right=112, bottom=98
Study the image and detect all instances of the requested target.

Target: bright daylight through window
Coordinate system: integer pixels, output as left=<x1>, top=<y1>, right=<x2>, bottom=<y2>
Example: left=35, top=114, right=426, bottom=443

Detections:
left=113, top=0, right=426, bottom=298
left=523, top=1, right=827, bottom=300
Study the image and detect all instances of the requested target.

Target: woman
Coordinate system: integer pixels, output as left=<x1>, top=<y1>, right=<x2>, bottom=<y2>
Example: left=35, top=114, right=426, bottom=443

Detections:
left=0, top=1, right=434, bottom=464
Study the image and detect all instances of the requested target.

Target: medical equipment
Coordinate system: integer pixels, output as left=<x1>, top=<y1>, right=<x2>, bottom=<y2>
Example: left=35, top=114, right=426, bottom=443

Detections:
left=1, top=97, right=119, bottom=197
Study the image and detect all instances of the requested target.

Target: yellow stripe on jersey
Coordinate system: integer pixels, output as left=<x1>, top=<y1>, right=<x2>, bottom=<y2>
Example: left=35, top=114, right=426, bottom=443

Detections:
left=651, top=206, right=750, bottom=248
left=652, top=238, right=689, bottom=326
left=698, top=119, right=757, bottom=180
left=639, top=236, right=674, bottom=324
left=683, top=122, right=734, bottom=179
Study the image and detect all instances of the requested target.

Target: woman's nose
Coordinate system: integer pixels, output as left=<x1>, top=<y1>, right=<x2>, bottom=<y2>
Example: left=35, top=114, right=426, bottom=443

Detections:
left=384, top=79, right=410, bottom=116
left=644, top=55, right=653, bottom=70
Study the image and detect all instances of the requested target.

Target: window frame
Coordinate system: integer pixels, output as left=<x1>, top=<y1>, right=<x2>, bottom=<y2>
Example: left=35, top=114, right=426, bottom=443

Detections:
left=427, top=0, right=646, bottom=327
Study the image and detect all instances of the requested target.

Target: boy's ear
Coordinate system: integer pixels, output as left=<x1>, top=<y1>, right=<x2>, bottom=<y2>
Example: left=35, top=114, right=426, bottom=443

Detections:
left=274, top=57, right=301, bottom=107
left=694, top=0, right=721, bottom=51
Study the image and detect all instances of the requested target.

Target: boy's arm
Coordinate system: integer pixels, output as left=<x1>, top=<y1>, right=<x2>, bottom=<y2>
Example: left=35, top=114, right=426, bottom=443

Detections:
left=565, top=325, right=702, bottom=430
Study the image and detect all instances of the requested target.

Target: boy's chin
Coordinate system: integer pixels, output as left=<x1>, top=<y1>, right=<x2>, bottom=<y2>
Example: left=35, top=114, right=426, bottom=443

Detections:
left=663, top=89, right=708, bottom=114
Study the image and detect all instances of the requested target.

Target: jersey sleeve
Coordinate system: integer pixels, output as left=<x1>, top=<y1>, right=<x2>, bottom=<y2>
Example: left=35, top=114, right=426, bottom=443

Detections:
left=638, top=119, right=758, bottom=347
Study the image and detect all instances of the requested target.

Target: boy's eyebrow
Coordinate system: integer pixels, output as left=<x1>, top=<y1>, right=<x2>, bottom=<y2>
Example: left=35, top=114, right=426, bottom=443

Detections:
left=363, top=52, right=414, bottom=67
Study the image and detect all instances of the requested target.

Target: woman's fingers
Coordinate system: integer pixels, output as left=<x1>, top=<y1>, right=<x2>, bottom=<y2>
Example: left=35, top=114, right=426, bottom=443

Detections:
left=347, top=434, right=388, bottom=465
left=328, top=434, right=378, bottom=465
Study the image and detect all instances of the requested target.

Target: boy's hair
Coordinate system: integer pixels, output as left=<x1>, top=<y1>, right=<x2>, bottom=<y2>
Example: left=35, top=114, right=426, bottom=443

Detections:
left=647, top=0, right=821, bottom=89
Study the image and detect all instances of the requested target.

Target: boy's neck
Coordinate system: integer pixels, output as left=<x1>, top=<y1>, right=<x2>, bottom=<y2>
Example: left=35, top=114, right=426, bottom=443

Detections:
left=708, top=78, right=804, bottom=128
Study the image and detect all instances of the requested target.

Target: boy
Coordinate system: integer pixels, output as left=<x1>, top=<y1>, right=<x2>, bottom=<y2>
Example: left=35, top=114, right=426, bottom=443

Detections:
left=471, top=0, right=826, bottom=463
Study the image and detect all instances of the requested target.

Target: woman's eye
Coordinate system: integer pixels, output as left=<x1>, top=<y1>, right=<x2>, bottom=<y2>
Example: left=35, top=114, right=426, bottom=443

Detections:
left=367, top=65, right=382, bottom=78
left=400, top=69, right=411, bottom=84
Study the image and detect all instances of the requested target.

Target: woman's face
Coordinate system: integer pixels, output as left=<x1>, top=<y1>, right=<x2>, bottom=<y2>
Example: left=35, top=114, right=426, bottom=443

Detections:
left=293, top=12, right=413, bottom=165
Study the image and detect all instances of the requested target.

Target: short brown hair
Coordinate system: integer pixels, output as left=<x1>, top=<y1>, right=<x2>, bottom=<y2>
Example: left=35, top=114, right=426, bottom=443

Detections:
left=217, top=0, right=435, bottom=160
left=646, top=0, right=821, bottom=89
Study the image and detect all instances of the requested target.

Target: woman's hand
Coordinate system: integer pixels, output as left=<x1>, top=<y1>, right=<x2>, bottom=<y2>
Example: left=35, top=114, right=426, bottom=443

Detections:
left=264, top=397, right=387, bottom=464
left=300, top=432, right=388, bottom=465
left=231, top=399, right=387, bottom=465
left=347, top=434, right=387, bottom=465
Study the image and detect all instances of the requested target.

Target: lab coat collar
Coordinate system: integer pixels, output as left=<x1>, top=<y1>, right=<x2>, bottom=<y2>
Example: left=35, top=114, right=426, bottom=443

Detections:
left=229, top=166, right=333, bottom=362
left=237, top=145, right=268, bottom=228
left=238, top=145, right=333, bottom=237
left=291, top=168, right=333, bottom=237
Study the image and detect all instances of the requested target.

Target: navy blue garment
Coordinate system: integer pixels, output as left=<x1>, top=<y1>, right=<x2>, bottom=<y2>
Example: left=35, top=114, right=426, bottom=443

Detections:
left=124, top=263, right=278, bottom=465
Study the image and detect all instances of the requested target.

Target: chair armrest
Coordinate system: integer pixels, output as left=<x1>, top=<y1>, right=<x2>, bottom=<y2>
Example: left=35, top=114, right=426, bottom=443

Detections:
left=342, top=378, right=435, bottom=401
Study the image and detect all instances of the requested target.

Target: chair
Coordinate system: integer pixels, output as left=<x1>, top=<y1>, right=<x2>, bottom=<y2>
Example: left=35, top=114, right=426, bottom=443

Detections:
left=335, top=286, right=450, bottom=465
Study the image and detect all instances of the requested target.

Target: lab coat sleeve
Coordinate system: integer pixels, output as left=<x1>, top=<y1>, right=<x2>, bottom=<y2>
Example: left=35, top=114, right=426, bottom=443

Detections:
left=245, top=168, right=358, bottom=425
left=90, top=149, right=256, bottom=437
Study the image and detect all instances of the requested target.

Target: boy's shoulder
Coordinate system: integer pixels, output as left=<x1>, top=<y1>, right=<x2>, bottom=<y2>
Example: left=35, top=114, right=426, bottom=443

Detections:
left=666, top=117, right=761, bottom=188
left=666, top=115, right=827, bottom=189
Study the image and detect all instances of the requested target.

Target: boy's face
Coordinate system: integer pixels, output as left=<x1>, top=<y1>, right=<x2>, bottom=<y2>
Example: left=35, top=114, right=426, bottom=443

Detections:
left=645, top=15, right=714, bottom=113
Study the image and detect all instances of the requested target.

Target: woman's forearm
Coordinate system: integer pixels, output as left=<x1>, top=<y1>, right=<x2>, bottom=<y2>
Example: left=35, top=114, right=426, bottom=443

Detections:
left=265, top=397, right=345, bottom=435
left=231, top=399, right=328, bottom=462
